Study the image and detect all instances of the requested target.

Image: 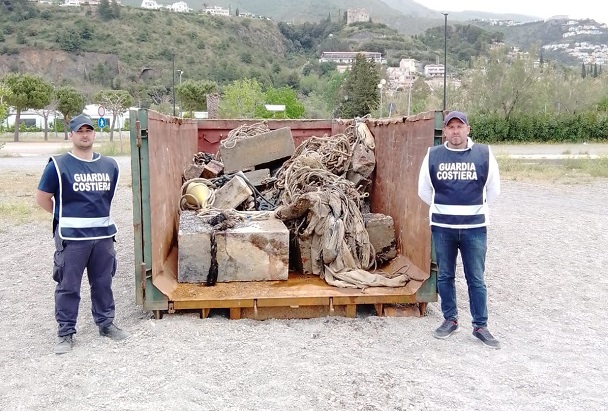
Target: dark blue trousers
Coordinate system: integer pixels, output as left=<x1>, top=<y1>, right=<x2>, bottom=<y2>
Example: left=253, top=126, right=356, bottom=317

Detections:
left=53, top=233, right=117, bottom=337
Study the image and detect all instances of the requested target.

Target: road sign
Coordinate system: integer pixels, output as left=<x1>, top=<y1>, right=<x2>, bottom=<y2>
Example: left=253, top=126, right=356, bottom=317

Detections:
left=97, top=117, right=107, bottom=128
left=98, top=106, right=106, bottom=117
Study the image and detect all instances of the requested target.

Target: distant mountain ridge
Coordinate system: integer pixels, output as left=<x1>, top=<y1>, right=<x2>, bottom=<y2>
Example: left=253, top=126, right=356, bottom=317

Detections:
left=119, top=0, right=544, bottom=33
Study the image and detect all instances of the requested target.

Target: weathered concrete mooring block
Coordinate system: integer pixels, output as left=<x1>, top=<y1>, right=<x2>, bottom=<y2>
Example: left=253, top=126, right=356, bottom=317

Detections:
left=219, top=127, right=295, bottom=173
left=295, top=213, right=397, bottom=274
left=202, top=160, right=224, bottom=179
left=213, top=176, right=253, bottom=210
left=178, top=211, right=290, bottom=283
left=363, top=213, right=397, bottom=263
left=242, top=168, right=270, bottom=188
left=183, top=163, right=204, bottom=180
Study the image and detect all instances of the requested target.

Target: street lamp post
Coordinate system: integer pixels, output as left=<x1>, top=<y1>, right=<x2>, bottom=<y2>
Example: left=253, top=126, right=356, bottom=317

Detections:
left=172, top=54, right=176, bottom=116
left=442, top=12, right=449, bottom=112
left=407, top=81, right=413, bottom=116
left=176, top=69, right=184, bottom=116
left=377, top=78, right=386, bottom=117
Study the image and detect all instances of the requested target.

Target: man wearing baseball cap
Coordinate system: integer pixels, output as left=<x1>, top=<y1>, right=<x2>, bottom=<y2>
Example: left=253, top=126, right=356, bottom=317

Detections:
left=417, top=110, right=501, bottom=349
left=35, top=113, right=128, bottom=354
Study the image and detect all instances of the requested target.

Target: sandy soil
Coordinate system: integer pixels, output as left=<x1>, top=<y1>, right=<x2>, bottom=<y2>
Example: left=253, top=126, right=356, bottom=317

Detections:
left=0, top=154, right=606, bottom=410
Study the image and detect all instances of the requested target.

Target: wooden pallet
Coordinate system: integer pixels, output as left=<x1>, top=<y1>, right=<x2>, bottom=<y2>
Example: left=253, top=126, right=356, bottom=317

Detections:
left=156, top=256, right=434, bottom=320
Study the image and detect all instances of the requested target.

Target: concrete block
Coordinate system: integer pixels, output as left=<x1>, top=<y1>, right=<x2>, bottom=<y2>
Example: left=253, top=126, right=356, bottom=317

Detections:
left=183, top=163, right=204, bottom=180
left=213, top=176, right=253, bottom=210
left=295, top=213, right=397, bottom=275
left=202, top=160, right=224, bottom=179
left=363, top=213, right=397, bottom=263
left=178, top=211, right=289, bottom=283
left=295, top=235, right=323, bottom=276
left=242, top=169, right=270, bottom=187
left=297, top=235, right=313, bottom=275
left=220, top=127, right=295, bottom=173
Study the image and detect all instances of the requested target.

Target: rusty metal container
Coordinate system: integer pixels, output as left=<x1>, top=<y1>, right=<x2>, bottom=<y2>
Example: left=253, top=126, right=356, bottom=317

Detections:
left=129, top=110, right=444, bottom=319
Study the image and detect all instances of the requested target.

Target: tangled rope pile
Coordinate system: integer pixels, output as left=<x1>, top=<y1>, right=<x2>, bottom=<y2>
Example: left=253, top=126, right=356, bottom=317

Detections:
left=220, top=121, right=270, bottom=150
left=272, top=122, right=410, bottom=289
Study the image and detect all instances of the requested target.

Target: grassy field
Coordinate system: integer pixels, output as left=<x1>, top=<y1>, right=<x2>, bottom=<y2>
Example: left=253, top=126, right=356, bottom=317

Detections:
left=0, top=170, right=48, bottom=228
left=496, top=155, right=608, bottom=183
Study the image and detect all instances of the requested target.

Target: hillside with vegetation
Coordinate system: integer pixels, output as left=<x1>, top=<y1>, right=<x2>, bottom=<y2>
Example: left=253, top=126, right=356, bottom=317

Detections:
left=0, top=1, right=293, bottom=106
left=2, top=0, right=498, bottom=114
left=2, top=0, right=608, bottom=145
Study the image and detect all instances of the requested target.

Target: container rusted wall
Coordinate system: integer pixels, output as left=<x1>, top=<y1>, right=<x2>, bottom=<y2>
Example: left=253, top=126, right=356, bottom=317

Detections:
left=132, top=111, right=199, bottom=304
left=197, top=119, right=333, bottom=154
left=331, top=114, right=437, bottom=276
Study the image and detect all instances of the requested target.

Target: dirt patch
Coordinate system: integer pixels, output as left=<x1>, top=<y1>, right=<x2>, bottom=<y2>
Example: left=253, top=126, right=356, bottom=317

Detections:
left=0, top=155, right=607, bottom=410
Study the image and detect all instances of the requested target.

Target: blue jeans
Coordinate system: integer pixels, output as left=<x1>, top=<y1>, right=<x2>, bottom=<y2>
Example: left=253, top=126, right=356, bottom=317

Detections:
left=431, top=225, right=488, bottom=328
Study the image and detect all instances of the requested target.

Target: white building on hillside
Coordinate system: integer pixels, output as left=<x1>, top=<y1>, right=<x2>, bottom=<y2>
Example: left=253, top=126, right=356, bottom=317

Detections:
left=141, top=0, right=162, bottom=10
left=168, top=1, right=190, bottom=12
left=61, top=0, right=81, bottom=6
left=319, top=51, right=386, bottom=73
left=424, top=64, right=445, bottom=78
left=386, top=58, right=420, bottom=90
left=203, top=6, right=229, bottom=16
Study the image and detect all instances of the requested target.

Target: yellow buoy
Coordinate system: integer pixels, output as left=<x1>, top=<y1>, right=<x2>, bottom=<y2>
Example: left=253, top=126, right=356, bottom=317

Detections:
left=185, top=182, right=211, bottom=206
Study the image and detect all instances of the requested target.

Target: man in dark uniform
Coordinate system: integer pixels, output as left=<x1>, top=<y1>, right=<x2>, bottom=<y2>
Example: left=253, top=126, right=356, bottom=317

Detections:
left=36, top=114, right=128, bottom=354
left=418, top=111, right=501, bottom=349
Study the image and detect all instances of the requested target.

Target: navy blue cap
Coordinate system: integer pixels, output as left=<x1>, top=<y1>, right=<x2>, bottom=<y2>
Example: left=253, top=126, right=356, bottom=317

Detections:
left=69, top=114, right=94, bottom=132
left=443, top=111, right=468, bottom=126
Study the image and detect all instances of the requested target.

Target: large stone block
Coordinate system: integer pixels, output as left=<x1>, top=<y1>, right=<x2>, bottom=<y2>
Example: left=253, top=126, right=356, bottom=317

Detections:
left=363, top=213, right=397, bottom=264
left=295, top=213, right=397, bottom=274
left=242, top=168, right=270, bottom=188
left=178, top=210, right=289, bottom=283
left=219, top=127, right=295, bottom=173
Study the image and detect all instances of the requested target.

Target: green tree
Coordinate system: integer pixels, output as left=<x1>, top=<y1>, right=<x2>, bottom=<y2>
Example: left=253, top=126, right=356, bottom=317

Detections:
left=56, top=28, right=84, bottom=52
left=35, top=94, right=59, bottom=141
left=338, top=54, right=381, bottom=118
left=0, top=83, right=10, bottom=129
left=93, top=89, right=133, bottom=141
left=219, top=78, right=264, bottom=119
left=581, top=63, right=586, bottom=79
left=175, top=79, right=217, bottom=117
left=2, top=73, right=52, bottom=141
left=98, top=0, right=113, bottom=21
left=55, top=86, right=85, bottom=140
left=324, top=71, right=347, bottom=117
left=110, top=0, right=121, bottom=19
left=452, top=48, right=540, bottom=119
left=256, top=86, right=305, bottom=119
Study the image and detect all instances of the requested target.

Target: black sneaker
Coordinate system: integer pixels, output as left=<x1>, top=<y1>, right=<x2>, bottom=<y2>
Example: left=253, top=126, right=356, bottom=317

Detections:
left=99, top=323, right=129, bottom=341
left=54, top=334, right=74, bottom=355
left=473, top=327, right=501, bottom=349
left=433, top=319, right=460, bottom=339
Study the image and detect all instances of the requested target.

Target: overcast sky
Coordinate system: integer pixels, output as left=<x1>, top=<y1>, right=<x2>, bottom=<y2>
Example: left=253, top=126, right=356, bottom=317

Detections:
left=416, top=1, right=608, bottom=25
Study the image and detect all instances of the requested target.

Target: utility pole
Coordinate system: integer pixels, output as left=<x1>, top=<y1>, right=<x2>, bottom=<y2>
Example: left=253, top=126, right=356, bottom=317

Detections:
left=172, top=53, right=176, bottom=116
left=377, top=79, right=386, bottom=117
left=442, top=12, right=448, bottom=112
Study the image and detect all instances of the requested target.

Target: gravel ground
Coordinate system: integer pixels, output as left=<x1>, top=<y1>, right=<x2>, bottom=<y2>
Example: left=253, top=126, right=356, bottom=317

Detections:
left=0, top=154, right=607, bottom=411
